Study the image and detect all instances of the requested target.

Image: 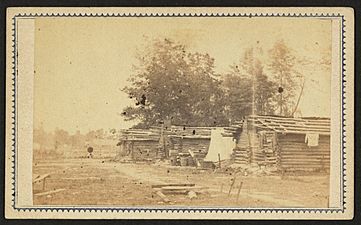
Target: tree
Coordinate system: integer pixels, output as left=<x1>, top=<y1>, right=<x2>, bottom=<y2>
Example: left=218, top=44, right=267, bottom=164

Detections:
left=54, top=128, right=70, bottom=149
left=268, top=40, right=298, bottom=116
left=34, top=124, right=47, bottom=150
left=122, top=38, right=228, bottom=127
left=222, top=48, right=277, bottom=121
left=291, top=44, right=332, bottom=117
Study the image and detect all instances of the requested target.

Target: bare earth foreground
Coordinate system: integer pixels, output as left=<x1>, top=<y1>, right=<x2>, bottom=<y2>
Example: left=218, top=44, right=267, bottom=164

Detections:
left=33, top=158, right=329, bottom=208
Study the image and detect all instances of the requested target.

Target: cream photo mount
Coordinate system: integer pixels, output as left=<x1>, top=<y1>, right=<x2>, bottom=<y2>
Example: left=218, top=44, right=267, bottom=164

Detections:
left=5, top=7, right=354, bottom=219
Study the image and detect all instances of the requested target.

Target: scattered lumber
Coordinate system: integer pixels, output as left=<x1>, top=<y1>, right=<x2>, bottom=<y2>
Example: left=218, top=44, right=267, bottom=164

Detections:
left=228, top=178, right=236, bottom=196
left=188, top=191, right=197, bottom=199
left=151, top=183, right=195, bottom=188
left=152, top=183, right=205, bottom=202
left=155, top=191, right=170, bottom=203
left=236, top=181, right=243, bottom=202
left=33, top=173, right=50, bottom=183
left=188, top=150, right=201, bottom=167
left=158, top=186, right=207, bottom=191
left=34, top=188, right=66, bottom=197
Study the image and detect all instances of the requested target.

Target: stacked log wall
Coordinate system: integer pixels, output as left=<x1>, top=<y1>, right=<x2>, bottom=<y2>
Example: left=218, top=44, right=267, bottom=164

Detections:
left=233, top=130, right=251, bottom=165
left=130, top=140, right=160, bottom=162
left=278, top=134, right=330, bottom=172
left=169, top=137, right=210, bottom=159
left=181, top=138, right=210, bottom=158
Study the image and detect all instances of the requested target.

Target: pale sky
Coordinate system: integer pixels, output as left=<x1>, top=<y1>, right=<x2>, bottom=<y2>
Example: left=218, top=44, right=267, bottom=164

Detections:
left=34, top=17, right=332, bottom=134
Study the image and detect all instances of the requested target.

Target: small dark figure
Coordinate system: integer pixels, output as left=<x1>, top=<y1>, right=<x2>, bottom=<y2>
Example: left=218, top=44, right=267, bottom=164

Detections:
left=87, top=146, right=94, bottom=158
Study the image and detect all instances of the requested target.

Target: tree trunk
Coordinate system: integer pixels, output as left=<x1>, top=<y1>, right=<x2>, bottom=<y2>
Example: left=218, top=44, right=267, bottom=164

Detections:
left=292, top=78, right=306, bottom=117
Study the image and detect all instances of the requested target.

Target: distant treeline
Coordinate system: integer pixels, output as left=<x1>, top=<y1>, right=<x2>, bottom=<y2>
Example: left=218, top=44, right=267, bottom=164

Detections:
left=34, top=127, right=117, bottom=152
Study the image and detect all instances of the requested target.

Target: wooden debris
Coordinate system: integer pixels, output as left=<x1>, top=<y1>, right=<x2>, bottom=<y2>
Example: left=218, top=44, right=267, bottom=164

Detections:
left=34, top=188, right=66, bottom=197
left=188, top=150, right=201, bottom=167
left=33, top=173, right=51, bottom=191
left=228, top=178, right=236, bottom=196
left=159, top=186, right=207, bottom=191
left=188, top=191, right=197, bottom=199
left=151, top=183, right=195, bottom=188
left=33, top=173, right=50, bottom=183
left=152, top=183, right=205, bottom=202
left=236, top=181, right=243, bottom=202
left=155, top=191, right=170, bottom=203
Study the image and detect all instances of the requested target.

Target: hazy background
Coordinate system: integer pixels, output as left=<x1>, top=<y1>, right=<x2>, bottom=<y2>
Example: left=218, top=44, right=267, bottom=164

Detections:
left=34, top=17, right=331, bottom=134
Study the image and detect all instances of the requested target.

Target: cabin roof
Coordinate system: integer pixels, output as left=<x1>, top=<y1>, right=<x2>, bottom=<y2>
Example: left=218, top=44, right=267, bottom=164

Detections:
left=240, top=115, right=330, bottom=135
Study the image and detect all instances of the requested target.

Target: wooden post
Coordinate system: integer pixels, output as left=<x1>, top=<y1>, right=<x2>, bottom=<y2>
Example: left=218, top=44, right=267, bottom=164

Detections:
left=326, top=196, right=329, bottom=208
left=228, top=177, right=236, bottom=196
left=218, top=153, right=221, bottom=168
left=42, top=177, right=47, bottom=191
left=236, top=181, right=243, bottom=202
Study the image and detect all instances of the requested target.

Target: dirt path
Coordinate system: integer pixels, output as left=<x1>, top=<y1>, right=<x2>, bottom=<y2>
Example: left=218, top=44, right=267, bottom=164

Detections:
left=92, top=161, right=309, bottom=207
left=33, top=158, right=329, bottom=207
left=105, top=162, right=184, bottom=185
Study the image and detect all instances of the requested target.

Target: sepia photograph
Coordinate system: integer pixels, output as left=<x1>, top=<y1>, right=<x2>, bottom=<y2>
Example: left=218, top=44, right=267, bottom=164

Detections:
left=32, top=16, right=332, bottom=207
left=5, top=7, right=354, bottom=219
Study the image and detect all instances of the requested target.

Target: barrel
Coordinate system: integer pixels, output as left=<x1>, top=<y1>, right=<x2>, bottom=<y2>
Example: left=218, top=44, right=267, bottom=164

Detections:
left=170, top=156, right=177, bottom=166
left=187, top=157, right=195, bottom=167
left=180, top=157, right=188, bottom=166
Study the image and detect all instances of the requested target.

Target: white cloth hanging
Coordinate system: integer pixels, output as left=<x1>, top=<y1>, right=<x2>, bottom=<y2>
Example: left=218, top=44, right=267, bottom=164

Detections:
left=305, top=133, right=319, bottom=147
left=204, top=128, right=235, bottom=162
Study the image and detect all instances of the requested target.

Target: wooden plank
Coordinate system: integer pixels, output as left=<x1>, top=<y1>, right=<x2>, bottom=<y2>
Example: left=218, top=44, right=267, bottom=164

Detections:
left=188, top=150, right=201, bottom=167
left=188, top=191, right=197, bottom=199
left=33, top=173, right=50, bottom=183
left=151, top=183, right=195, bottom=188
left=228, top=178, right=236, bottom=196
left=160, top=186, right=207, bottom=191
left=34, top=189, right=66, bottom=197
left=155, top=191, right=170, bottom=203
left=236, top=181, right=243, bottom=202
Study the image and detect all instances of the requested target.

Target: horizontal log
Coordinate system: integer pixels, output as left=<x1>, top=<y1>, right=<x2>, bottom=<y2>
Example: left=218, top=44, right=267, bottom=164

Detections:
left=280, top=149, right=330, bottom=153
left=34, top=189, right=66, bottom=197
left=151, top=183, right=195, bottom=188
left=160, top=186, right=207, bottom=191
left=281, top=164, right=330, bottom=168
left=246, top=115, right=330, bottom=122
left=281, top=159, right=330, bottom=163
left=281, top=155, right=330, bottom=159
left=280, top=153, right=330, bottom=157
left=281, top=162, right=329, bottom=166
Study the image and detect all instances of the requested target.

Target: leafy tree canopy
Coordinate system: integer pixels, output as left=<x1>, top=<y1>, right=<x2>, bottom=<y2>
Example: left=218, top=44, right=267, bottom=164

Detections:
left=122, top=39, right=228, bottom=128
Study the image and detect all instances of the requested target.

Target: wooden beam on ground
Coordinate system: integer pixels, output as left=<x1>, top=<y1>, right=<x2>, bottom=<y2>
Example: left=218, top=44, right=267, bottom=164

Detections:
left=151, top=183, right=195, bottom=188
left=159, top=186, right=207, bottom=191
left=34, top=189, right=66, bottom=197
left=33, top=173, right=50, bottom=183
left=155, top=191, right=170, bottom=203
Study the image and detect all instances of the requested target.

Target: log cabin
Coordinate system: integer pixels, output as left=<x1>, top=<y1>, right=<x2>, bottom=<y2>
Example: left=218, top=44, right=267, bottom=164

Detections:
left=228, top=115, right=330, bottom=172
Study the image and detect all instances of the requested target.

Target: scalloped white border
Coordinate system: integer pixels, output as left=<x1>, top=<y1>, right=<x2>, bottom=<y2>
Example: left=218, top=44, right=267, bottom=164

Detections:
left=5, top=7, right=354, bottom=219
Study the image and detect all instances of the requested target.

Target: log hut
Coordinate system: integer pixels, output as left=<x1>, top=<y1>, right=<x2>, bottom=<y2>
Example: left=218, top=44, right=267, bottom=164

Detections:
left=116, top=129, right=161, bottom=162
left=116, top=126, right=216, bottom=165
left=166, top=126, right=213, bottom=166
left=229, top=115, right=330, bottom=172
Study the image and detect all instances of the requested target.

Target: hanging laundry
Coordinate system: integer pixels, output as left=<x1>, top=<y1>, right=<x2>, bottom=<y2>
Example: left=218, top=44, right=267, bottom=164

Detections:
left=305, top=133, right=319, bottom=147
left=204, top=128, right=235, bottom=162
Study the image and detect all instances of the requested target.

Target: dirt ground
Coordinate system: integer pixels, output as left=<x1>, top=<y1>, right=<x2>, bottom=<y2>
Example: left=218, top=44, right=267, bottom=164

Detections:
left=33, top=158, right=330, bottom=208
